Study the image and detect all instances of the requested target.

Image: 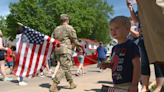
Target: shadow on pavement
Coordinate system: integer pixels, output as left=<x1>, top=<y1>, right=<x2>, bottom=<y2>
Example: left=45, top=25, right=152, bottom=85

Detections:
left=84, top=89, right=101, bottom=92
left=87, top=70, right=100, bottom=73
left=10, top=80, right=19, bottom=83
left=46, top=76, right=52, bottom=79
left=39, top=83, right=68, bottom=90
left=71, top=70, right=77, bottom=71
left=0, top=78, right=3, bottom=81
left=97, top=81, right=113, bottom=84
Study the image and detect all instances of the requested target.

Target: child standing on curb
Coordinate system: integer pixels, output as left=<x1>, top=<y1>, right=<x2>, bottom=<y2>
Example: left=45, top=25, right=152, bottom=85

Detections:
left=100, top=16, right=141, bottom=92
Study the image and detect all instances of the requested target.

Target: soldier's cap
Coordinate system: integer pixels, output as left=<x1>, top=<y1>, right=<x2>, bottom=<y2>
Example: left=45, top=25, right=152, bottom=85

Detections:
left=60, top=14, right=69, bottom=20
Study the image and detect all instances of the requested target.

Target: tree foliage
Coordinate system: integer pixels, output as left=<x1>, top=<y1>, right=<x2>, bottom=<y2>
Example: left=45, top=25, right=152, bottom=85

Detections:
left=6, top=0, right=114, bottom=43
left=0, top=16, right=8, bottom=37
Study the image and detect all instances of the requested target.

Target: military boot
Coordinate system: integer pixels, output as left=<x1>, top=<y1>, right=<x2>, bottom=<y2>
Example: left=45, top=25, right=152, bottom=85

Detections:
left=49, top=82, right=58, bottom=92
left=69, top=82, right=77, bottom=89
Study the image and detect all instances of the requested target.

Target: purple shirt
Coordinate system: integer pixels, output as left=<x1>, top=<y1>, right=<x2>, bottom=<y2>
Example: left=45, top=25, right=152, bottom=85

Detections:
left=76, top=44, right=85, bottom=56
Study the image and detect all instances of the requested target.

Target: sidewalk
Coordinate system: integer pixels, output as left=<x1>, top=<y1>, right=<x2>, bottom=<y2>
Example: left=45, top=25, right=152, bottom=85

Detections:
left=0, top=64, right=156, bottom=92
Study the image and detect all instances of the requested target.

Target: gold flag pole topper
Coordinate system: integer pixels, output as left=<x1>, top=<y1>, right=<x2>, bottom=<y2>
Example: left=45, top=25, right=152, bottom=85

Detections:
left=17, top=22, right=23, bottom=26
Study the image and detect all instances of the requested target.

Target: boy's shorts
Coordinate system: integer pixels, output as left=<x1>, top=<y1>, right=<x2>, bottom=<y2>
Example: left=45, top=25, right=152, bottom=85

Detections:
left=6, top=61, right=14, bottom=67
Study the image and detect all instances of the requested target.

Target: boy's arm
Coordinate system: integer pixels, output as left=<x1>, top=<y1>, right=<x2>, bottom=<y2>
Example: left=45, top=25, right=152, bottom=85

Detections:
left=131, top=54, right=141, bottom=86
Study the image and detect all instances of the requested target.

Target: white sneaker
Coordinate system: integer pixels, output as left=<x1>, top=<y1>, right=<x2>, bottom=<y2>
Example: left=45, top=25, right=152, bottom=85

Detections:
left=4, top=77, right=12, bottom=81
left=40, top=74, right=46, bottom=77
left=103, top=70, right=106, bottom=72
left=19, top=81, right=27, bottom=86
left=52, top=74, right=55, bottom=78
left=99, top=69, right=102, bottom=72
left=49, top=69, right=52, bottom=72
left=0, top=73, right=1, bottom=75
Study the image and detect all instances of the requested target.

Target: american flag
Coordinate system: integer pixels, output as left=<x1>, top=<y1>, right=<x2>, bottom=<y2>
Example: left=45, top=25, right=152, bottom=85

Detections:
left=13, top=25, right=60, bottom=78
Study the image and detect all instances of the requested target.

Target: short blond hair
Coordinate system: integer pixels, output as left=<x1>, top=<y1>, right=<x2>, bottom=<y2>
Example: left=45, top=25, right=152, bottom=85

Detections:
left=109, top=16, right=131, bottom=28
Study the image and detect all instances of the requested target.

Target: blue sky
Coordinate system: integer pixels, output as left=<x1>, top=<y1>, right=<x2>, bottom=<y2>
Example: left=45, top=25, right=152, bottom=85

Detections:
left=0, top=0, right=137, bottom=18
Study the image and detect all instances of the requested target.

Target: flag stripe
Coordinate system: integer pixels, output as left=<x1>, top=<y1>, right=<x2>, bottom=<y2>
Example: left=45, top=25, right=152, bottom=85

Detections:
left=41, top=41, right=50, bottom=67
left=28, top=44, right=40, bottom=78
left=13, top=42, right=23, bottom=75
left=17, top=43, right=27, bottom=76
left=32, top=45, right=43, bottom=77
left=22, top=44, right=33, bottom=76
left=26, top=44, right=36, bottom=77
left=35, top=41, right=48, bottom=76
left=20, top=43, right=29, bottom=77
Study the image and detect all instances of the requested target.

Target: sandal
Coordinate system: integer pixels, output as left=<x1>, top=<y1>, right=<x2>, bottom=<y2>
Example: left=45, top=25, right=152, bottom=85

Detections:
left=75, top=73, right=80, bottom=76
left=82, top=73, right=86, bottom=75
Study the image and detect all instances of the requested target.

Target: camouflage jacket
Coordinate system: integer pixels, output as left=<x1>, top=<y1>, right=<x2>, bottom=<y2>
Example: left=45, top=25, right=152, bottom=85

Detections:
left=52, top=23, right=82, bottom=55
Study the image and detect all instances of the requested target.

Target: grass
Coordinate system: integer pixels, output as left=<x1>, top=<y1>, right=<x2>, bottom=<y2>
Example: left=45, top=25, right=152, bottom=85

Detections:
left=151, top=84, right=164, bottom=92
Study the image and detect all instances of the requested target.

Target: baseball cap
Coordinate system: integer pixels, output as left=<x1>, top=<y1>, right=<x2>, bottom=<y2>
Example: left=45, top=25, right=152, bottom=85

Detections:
left=60, top=14, right=69, bottom=20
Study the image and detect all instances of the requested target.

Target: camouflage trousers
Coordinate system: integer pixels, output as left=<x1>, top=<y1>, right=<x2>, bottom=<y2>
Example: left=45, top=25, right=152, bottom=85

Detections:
left=53, top=54, right=73, bottom=84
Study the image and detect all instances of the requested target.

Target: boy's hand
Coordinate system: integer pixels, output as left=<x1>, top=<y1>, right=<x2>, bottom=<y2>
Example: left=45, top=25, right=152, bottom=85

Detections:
left=128, top=85, right=138, bottom=92
left=99, top=62, right=107, bottom=69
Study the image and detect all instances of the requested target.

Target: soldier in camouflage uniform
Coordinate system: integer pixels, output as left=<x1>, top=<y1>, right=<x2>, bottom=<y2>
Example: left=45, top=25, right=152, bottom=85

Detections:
left=50, top=14, right=83, bottom=92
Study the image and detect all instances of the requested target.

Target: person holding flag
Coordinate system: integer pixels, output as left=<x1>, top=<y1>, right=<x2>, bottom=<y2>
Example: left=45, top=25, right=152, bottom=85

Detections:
left=50, top=14, right=83, bottom=92
left=15, top=27, right=27, bottom=86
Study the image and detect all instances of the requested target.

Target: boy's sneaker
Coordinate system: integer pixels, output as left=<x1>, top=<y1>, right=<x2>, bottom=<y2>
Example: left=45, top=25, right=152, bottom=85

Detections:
left=103, top=70, right=106, bottom=72
left=0, top=73, right=1, bottom=75
left=4, top=77, right=12, bottom=81
left=19, top=81, right=27, bottom=86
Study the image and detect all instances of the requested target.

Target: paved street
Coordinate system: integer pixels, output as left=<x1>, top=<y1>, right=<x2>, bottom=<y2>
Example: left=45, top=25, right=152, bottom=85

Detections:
left=0, top=64, right=156, bottom=92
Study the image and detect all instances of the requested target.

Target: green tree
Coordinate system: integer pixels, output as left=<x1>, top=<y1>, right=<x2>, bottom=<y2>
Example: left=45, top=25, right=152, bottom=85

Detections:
left=0, top=16, right=8, bottom=37
left=86, top=0, right=114, bottom=43
left=6, top=0, right=114, bottom=43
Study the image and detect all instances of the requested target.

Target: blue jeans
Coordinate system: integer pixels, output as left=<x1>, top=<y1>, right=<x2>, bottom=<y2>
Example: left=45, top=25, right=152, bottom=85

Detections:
left=139, top=39, right=163, bottom=78
left=20, top=77, right=23, bottom=82
left=97, top=58, right=100, bottom=67
left=48, top=58, right=51, bottom=69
